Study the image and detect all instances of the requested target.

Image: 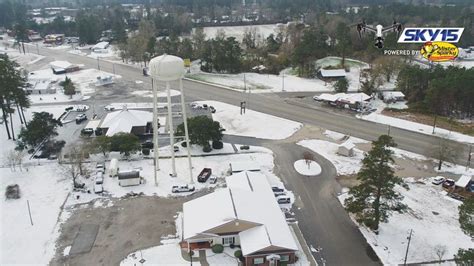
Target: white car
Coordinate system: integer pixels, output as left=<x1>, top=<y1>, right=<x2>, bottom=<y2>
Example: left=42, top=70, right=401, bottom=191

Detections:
left=94, top=183, right=103, bottom=194
left=209, top=176, right=217, bottom=184
left=104, top=106, right=116, bottom=111
left=95, top=172, right=104, bottom=184
left=432, top=176, right=445, bottom=185
left=276, top=196, right=291, bottom=204
left=96, top=163, right=105, bottom=173
left=172, top=185, right=195, bottom=193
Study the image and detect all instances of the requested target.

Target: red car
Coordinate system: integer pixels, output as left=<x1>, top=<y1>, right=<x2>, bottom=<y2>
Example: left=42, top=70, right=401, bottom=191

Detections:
left=442, top=179, right=455, bottom=188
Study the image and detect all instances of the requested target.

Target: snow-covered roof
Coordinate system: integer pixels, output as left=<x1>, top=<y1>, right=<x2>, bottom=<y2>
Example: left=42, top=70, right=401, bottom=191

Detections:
left=315, top=93, right=371, bottom=104
left=49, top=60, right=74, bottom=70
left=85, top=120, right=101, bottom=130
left=230, top=161, right=261, bottom=172
left=382, top=91, right=405, bottom=99
left=100, top=107, right=152, bottom=136
left=315, top=93, right=345, bottom=102
left=455, top=175, right=471, bottom=187
left=320, top=69, right=346, bottom=77
left=339, top=140, right=355, bottom=150
left=93, top=41, right=109, bottom=50
left=183, top=171, right=297, bottom=256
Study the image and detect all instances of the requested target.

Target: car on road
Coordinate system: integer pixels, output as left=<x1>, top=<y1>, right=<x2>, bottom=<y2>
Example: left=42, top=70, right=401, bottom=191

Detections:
left=76, top=114, right=87, bottom=124
left=141, top=140, right=153, bottom=149
left=442, top=179, right=455, bottom=188
left=432, top=176, right=445, bottom=185
left=240, top=145, right=250, bottom=150
left=94, top=183, right=103, bottom=194
left=104, top=106, right=116, bottom=111
left=172, top=185, right=195, bottom=193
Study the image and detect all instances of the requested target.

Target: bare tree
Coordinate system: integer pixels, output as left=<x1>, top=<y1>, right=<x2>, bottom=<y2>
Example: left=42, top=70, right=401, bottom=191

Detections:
left=434, top=245, right=447, bottom=263
left=62, top=143, right=90, bottom=186
left=432, top=135, right=458, bottom=171
left=4, top=150, right=17, bottom=171
left=303, top=151, right=315, bottom=169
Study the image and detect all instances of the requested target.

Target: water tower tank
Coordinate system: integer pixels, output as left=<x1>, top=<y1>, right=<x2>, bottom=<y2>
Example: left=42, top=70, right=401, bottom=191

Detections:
left=149, top=54, right=185, bottom=81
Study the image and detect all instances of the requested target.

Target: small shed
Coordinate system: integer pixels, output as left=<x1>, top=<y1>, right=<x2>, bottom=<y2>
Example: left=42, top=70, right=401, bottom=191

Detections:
left=229, top=161, right=260, bottom=173
left=381, top=91, right=405, bottom=103
left=455, top=175, right=471, bottom=189
left=92, top=41, right=110, bottom=51
left=337, top=141, right=355, bottom=157
left=50, top=61, right=80, bottom=74
left=118, top=170, right=141, bottom=187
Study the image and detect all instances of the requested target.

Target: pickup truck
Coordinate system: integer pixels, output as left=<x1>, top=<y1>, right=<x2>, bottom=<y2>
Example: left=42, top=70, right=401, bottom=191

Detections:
left=172, top=185, right=195, bottom=193
left=197, top=168, right=212, bottom=183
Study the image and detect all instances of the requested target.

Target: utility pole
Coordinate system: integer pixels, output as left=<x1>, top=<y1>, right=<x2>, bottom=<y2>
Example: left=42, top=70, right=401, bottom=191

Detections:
left=282, top=73, right=285, bottom=92
left=466, top=145, right=472, bottom=171
left=403, top=229, right=413, bottom=265
left=97, top=57, right=100, bottom=71
left=243, top=73, right=247, bottom=92
left=27, top=200, right=33, bottom=226
left=432, top=114, right=437, bottom=134
left=387, top=125, right=391, bottom=136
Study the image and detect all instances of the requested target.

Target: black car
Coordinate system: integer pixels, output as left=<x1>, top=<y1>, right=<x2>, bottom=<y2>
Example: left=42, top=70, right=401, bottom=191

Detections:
left=141, top=140, right=153, bottom=149
left=272, top=186, right=284, bottom=193
left=76, top=114, right=87, bottom=124
left=442, top=179, right=455, bottom=188
left=209, top=106, right=216, bottom=113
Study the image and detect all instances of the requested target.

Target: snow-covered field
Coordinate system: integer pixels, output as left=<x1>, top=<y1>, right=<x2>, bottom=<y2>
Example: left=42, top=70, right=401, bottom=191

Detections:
left=196, top=101, right=302, bottom=140
left=0, top=47, right=45, bottom=66
left=0, top=163, right=71, bottom=265
left=131, top=89, right=181, bottom=98
left=187, top=56, right=367, bottom=93
left=339, top=179, right=473, bottom=264
left=294, top=160, right=322, bottom=176
left=359, top=112, right=474, bottom=144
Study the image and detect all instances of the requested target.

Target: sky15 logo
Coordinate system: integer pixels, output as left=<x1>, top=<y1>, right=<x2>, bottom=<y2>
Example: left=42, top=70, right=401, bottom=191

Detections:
left=398, top=28, right=464, bottom=43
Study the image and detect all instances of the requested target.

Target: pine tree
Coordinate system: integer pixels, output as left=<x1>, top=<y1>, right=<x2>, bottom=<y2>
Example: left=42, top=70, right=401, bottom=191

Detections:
left=334, top=77, right=349, bottom=93
left=345, top=135, right=407, bottom=232
left=61, top=77, right=76, bottom=99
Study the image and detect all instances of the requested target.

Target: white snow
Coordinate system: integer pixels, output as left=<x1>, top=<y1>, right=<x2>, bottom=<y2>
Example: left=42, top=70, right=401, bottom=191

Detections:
left=188, top=56, right=368, bottom=93
left=197, top=100, right=302, bottom=140
left=62, top=246, right=71, bottom=256
left=293, top=160, right=322, bottom=176
left=359, top=112, right=474, bottom=144
left=120, top=238, right=193, bottom=266
left=0, top=164, right=71, bottom=265
left=298, top=139, right=365, bottom=175
left=323, top=130, right=346, bottom=141
left=0, top=47, right=45, bottom=66
left=339, top=180, right=473, bottom=264
left=197, top=24, right=280, bottom=42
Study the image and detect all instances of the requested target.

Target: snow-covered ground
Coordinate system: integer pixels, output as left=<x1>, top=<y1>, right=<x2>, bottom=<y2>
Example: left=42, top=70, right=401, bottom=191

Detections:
left=0, top=47, right=45, bottom=66
left=0, top=163, right=71, bottom=265
left=294, top=160, right=321, bottom=176
left=187, top=56, right=367, bottom=93
left=196, top=24, right=281, bottom=42
left=196, top=101, right=302, bottom=140
left=339, top=179, right=473, bottom=264
left=131, top=89, right=181, bottom=98
left=121, top=238, right=192, bottom=266
left=358, top=112, right=474, bottom=144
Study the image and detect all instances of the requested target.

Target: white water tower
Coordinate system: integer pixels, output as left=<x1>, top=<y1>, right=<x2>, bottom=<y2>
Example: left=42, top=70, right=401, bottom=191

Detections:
left=149, top=54, right=193, bottom=185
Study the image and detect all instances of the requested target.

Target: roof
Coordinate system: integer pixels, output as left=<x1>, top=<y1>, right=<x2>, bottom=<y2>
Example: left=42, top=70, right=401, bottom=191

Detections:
left=50, top=60, right=74, bottom=70
left=100, top=107, right=152, bottom=136
left=230, top=161, right=261, bottom=172
left=117, top=170, right=140, bottom=179
left=183, top=171, right=298, bottom=256
left=315, top=93, right=345, bottom=102
left=84, top=120, right=101, bottom=130
left=93, top=41, right=109, bottom=50
left=382, top=91, right=405, bottom=99
left=455, top=175, right=471, bottom=187
left=320, top=69, right=346, bottom=77
left=339, top=140, right=355, bottom=150
left=315, top=93, right=371, bottom=104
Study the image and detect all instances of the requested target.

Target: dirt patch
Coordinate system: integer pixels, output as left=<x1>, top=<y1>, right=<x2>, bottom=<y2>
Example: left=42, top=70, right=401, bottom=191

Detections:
left=382, top=109, right=474, bottom=136
left=50, top=195, right=192, bottom=266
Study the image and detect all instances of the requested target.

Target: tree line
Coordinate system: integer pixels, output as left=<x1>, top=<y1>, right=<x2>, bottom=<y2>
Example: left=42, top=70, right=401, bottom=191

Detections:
left=396, top=65, right=474, bottom=118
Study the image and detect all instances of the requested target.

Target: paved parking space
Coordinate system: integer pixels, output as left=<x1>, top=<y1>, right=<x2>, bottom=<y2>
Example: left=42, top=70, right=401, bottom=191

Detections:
left=69, top=224, right=99, bottom=255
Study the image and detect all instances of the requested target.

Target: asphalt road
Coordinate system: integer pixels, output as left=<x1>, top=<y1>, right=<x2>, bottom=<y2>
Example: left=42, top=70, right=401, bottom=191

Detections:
left=30, top=44, right=471, bottom=165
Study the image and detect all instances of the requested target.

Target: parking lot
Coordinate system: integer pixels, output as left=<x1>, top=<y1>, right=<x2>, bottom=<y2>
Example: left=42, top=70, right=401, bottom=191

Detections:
left=50, top=194, right=203, bottom=266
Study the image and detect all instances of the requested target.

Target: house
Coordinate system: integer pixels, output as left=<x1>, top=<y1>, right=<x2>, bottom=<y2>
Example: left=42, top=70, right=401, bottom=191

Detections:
left=118, top=170, right=141, bottom=186
left=50, top=60, right=80, bottom=74
left=43, top=34, right=64, bottom=44
left=229, top=161, right=260, bottom=173
left=381, top=91, right=405, bottom=103
left=25, top=79, right=56, bottom=95
left=92, top=41, right=110, bottom=52
left=314, top=92, right=372, bottom=110
left=319, top=69, right=346, bottom=78
left=99, top=106, right=153, bottom=136
left=181, top=171, right=298, bottom=265
left=337, top=141, right=355, bottom=157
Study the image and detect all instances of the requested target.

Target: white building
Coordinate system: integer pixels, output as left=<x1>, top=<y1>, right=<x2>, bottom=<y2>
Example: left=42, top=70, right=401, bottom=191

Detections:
left=320, top=69, right=346, bottom=78
left=99, top=106, right=153, bottom=136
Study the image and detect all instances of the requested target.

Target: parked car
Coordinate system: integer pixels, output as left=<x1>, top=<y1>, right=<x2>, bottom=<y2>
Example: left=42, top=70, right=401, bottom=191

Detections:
left=209, top=106, right=216, bottom=113
left=272, top=186, right=284, bottom=193
left=274, top=192, right=286, bottom=197
left=94, top=183, right=104, bottom=194
left=75, top=114, right=87, bottom=124
left=96, top=163, right=105, bottom=173
left=95, top=172, right=104, bottom=184
left=104, top=105, right=116, bottom=111
left=277, top=196, right=291, bottom=204
left=141, top=140, right=153, bottom=149
left=442, top=179, right=455, bottom=188
left=47, top=154, right=58, bottom=160
left=198, top=168, right=212, bottom=182
left=202, top=104, right=208, bottom=109
left=173, top=146, right=180, bottom=152
left=81, top=128, right=94, bottom=136
left=432, top=176, right=445, bottom=185
left=143, top=67, right=149, bottom=76
left=209, top=176, right=217, bottom=184
left=65, top=106, right=74, bottom=111
left=240, top=145, right=250, bottom=150
left=172, top=185, right=195, bottom=193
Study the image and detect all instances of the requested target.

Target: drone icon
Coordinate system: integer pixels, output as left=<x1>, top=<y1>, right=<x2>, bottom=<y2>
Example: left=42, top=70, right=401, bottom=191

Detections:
left=356, top=20, right=403, bottom=49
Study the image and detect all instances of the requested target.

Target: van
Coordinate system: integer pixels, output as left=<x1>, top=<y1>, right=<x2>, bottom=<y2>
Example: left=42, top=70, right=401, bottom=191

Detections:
left=109, top=158, right=119, bottom=177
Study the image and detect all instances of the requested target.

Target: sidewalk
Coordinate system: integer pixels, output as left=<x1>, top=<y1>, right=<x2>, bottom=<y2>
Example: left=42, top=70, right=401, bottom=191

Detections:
left=290, top=223, right=318, bottom=266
